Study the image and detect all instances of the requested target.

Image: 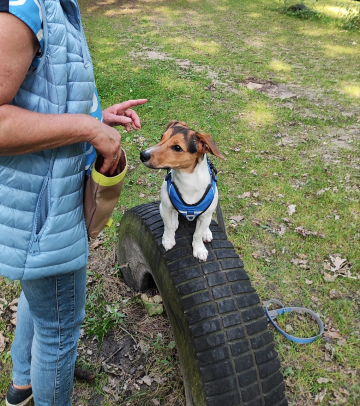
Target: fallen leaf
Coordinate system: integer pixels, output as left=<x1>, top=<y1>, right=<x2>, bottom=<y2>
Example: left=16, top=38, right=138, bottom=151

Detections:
left=315, top=389, right=327, bottom=403
left=168, top=341, right=176, bottom=349
left=141, top=294, right=164, bottom=316
left=152, top=400, right=160, bottom=406
left=238, top=191, right=251, bottom=199
left=142, top=375, right=153, bottom=386
left=252, top=252, right=260, bottom=259
left=252, top=192, right=260, bottom=198
left=332, top=391, right=347, bottom=404
left=287, top=205, right=296, bottom=216
left=329, top=256, right=347, bottom=272
left=317, top=189, right=325, bottom=196
left=295, top=226, right=325, bottom=238
left=0, top=332, right=6, bottom=352
left=323, top=261, right=331, bottom=271
left=325, top=342, right=332, bottom=351
left=305, top=279, right=313, bottom=285
left=324, top=331, right=342, bottom=339
left=275, top=224, right=286, bottom=236
left=90, top=240, right=103, bottom=249
left=229, top=215, right=244, bottom=222
left=317, top=377, right=330, bottom=384
left=324, top=272, right=337, bottom=282
left=139, top=193, right=145, bottom=198
left=337, top=338, right=347, bottom=346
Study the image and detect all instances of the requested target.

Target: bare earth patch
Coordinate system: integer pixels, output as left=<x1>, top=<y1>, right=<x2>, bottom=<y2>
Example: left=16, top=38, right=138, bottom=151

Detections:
left=72, top=244, right=185, bottom=406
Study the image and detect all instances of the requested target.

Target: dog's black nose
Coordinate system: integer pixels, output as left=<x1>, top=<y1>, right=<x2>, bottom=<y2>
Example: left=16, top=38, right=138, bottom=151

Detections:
left=140, top=150, right=151, bottom=163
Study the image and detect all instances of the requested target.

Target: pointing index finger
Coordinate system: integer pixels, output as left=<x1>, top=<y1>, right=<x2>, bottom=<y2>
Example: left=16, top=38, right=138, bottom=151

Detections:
left=118, top=99, right=148, bottom=111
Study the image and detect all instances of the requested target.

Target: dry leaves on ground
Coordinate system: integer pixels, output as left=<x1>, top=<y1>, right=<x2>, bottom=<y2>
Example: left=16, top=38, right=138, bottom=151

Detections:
left=237, top=191, right=251, bottom=199
left=287, top=204, right=296, bottom=216
left=229, top=215, right=244, bottom=223
left=323, top=255, right=357, bottom=282
left=0, top=331, right=7, bottom=353
left=290, top=254, right=310, bottom=270
left=294, top=226, right=325, bottom=239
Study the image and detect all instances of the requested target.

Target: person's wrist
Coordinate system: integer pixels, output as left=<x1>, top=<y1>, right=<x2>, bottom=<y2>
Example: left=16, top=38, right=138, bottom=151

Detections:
left=81, top=114, right=101, bottom=145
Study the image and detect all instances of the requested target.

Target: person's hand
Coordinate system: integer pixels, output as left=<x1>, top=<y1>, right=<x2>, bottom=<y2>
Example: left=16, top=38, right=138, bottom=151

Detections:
left=87, top=118, right=123, bottom=175
left=91, top=99, right=147, bottom=175
left=102, top=99, right=147, bottom=132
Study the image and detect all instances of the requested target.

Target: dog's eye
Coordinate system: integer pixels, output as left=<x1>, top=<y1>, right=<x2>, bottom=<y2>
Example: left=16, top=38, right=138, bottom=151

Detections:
left=172, top=145, right=183, bottom=152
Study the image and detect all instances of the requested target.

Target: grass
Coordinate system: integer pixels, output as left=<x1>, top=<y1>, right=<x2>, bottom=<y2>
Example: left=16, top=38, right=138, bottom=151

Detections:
left=0, top=0, right=360, bottom=404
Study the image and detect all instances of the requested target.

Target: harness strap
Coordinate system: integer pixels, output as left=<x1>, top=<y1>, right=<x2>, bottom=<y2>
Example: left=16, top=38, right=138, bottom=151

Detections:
left=166, top=159, right=217, bottom=221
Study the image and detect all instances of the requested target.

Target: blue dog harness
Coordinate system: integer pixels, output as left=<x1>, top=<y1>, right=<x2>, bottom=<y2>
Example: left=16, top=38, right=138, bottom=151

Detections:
left=166, top=159, right=218, bottom=221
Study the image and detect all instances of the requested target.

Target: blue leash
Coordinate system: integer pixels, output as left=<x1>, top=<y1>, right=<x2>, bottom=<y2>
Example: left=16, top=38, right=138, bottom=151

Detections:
left=265, top=299, right=324, bottom=344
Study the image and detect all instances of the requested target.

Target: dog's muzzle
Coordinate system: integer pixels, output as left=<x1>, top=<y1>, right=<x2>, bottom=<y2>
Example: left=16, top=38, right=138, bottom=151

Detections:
left=140, top=150, right=151, bottom=163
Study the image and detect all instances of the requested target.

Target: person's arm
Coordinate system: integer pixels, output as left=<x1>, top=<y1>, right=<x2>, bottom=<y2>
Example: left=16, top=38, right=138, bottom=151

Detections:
left=0, top=13, right=141, bottom=175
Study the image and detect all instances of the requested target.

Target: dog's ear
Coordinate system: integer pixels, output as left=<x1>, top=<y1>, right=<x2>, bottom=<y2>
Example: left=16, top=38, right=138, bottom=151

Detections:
left=195, top=132, right=225, bottom=159
left=165, top=120, right=189, bottom=131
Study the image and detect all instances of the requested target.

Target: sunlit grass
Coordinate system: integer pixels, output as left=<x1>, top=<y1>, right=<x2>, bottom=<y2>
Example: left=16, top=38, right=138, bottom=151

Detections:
left=340, top=83, right=360, bottom=98
left=1, top=0, right=359, bottom=405
left=268, top=59, right=292, bottom=72
left=79, top=4, right=360, bottom=404
left=321, top=4, right=359, bottom=19
left=323, top=44, right=358, bottom=57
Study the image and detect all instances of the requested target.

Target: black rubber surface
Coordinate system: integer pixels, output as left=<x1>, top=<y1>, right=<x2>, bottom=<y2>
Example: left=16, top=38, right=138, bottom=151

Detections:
left=117, top=202, right=288, bottom=406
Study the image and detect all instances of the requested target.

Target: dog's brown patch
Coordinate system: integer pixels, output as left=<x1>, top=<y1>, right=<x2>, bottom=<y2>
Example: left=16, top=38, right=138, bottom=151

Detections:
left=142, top=121, right=224, bottom=172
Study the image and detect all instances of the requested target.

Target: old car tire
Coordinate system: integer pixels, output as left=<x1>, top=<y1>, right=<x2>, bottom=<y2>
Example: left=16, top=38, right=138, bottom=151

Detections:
left=117, top=202, right=288, bottom=406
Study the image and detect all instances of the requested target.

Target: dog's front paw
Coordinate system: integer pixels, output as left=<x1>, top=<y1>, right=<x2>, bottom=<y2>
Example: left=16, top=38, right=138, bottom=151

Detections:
left=162, top=236, right=176, bottom=251
left=193, top=243, right=208, bottom=261
left=202, top=227, right=213, bottom=243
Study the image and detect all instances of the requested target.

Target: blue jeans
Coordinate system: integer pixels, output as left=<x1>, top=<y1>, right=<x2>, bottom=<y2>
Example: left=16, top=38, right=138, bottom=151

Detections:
left=11, top=266, right=87, bottom=406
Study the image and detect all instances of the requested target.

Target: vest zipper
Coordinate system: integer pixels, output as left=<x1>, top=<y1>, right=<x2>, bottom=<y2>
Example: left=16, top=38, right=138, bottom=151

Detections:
left=29, top=176, right=49, bottom=256
left=29, top=152, right=56, bottom=256
left=31, top=235, right=40, bottom=256
left=80, top=27, right=90, bottom=68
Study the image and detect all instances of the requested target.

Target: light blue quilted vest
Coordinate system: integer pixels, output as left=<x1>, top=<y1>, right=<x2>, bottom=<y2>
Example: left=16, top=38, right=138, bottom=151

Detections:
left=0, top=0, right=95, bottom=280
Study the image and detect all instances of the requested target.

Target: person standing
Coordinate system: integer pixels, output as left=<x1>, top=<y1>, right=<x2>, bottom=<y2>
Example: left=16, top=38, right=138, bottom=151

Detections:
left=0, top=0, right=146, bottom=404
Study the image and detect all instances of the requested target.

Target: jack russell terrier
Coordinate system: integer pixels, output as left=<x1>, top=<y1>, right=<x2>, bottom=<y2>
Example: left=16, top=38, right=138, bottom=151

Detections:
left=140, top=121, right=224, bottom=261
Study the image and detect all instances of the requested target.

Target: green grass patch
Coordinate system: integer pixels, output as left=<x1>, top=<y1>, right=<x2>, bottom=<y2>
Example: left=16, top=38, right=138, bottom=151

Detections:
left=1, top=0, right=360, bottom=404
left=81, top=0, right=360, bottom=403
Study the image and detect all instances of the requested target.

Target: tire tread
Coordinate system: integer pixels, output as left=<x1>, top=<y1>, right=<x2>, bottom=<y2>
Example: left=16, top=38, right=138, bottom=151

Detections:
left=118, top=203, right=287, bottom=406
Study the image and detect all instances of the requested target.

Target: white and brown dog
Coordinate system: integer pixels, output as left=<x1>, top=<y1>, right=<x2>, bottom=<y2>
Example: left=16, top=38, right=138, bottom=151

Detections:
left=140, top=121, right=224, bottom=261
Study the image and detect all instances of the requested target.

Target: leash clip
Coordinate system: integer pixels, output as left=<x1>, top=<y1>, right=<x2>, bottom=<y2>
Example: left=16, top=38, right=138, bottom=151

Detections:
left=265, top=299, right=324, bottom=344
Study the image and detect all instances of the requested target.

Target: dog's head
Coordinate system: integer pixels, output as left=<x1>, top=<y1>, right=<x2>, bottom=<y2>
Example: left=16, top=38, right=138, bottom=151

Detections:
left=140, top=120, right=224, bottom=172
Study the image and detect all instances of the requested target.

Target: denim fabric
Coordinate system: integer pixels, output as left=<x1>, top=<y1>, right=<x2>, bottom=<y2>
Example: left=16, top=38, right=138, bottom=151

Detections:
left=11, top=266, right=87, bottom=406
